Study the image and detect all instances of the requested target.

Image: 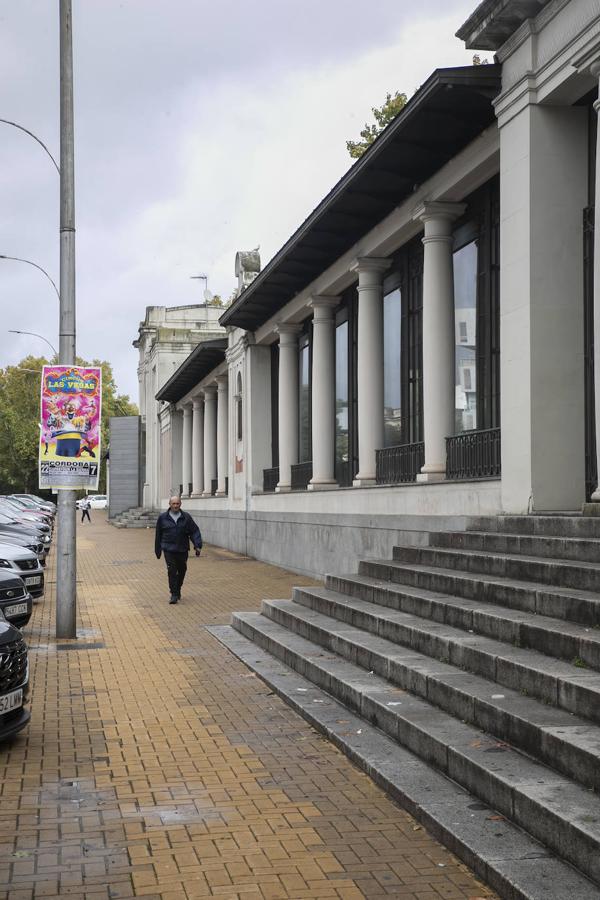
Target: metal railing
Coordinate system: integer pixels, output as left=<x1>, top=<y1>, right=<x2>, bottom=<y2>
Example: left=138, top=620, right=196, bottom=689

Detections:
left=263, top=466, right=280, bottom=492
left=291, top=461, right=312, bottom=491
left=335, top=460, right=352, bottom=488
left=376, top=442, right=424, bottom=484
left=446, top=427, right=501, bottom=479
left=210, top=478, right=217, bottom=495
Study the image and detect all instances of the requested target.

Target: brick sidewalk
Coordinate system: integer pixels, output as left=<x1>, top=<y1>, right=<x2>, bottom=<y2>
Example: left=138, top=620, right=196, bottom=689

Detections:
left=0, top=517, right=496, bottom=900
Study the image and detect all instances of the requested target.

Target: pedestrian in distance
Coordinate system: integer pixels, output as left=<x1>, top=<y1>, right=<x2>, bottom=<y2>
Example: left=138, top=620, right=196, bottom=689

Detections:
left=155, top=495, right=202, bottom=604
left=80, top=496, right=91, bottom=523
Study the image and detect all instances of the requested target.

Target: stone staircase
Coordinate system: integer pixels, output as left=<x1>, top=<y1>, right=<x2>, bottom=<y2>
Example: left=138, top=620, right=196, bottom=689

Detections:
left=211, top=515, right=600, bottom=899
left=110, top=507, right=158, bottom=528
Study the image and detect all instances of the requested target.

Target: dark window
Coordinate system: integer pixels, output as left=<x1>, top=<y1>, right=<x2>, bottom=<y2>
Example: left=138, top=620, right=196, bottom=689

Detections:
left=452, top=176, right=500, bottom=434
left=298, top=330, right=311, bottom=463
left=335, top=320, right=349, bottom=472
left=383, top=288, right=402, bottom=447
left=270, top=343, right=279, bottom=467
left=236, top=372, right=243, bottom=441
left=382, top=235, right=424, bottom=447
left=335, top=286, right=358, bottom=485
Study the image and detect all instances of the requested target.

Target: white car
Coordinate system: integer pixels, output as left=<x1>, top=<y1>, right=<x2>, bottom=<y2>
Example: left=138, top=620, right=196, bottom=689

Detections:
left=77, top=495, right=108, bottom=510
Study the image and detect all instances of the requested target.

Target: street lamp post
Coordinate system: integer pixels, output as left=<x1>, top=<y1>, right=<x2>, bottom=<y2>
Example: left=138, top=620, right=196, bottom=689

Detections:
left=56, top=0, right=77, bottom=639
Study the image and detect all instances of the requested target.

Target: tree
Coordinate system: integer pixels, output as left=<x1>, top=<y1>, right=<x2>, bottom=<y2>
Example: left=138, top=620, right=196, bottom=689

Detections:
left=0, top=355, right=137, bottom=495
left=346, top=91, right=408, bottom=159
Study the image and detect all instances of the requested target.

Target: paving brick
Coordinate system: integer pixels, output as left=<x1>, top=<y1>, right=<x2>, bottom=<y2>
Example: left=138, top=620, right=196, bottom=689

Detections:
left=0, top=520, right=497, bottom=898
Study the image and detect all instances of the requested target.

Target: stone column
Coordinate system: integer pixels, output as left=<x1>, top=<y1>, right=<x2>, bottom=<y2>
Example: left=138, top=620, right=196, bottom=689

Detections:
left=202, top=386, right=218, bottom=497
left=216, top=374, right=229, bottom=496
left=414, top=201, right=465, bottom=482
left=308, top=296, right=339, bottom=489
left=276, top=324, right=301, bottom=492
left=181, top=403, right=193, bottom=497
left=351, top=258, right=391, bottom=485
left=191, top=397, right=204, bottom=498
left=590, top=63, right=600, bottom=502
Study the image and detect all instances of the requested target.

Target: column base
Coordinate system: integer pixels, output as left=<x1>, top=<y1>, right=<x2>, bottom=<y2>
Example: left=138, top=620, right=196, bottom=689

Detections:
left=275, top=484, right=291, bottom=493
left=583, top=502, right=600, bottom=516
left=416, top=470, right=446, bottom=483
left=190, top=492, right=204, bottom=499
left=201, top=491, right=213, bottom=498
left=352, top=476, right=376, bottom=487
left=307, top=479, right=338, bottom=491
left=215, top=490, right=227, bottom=497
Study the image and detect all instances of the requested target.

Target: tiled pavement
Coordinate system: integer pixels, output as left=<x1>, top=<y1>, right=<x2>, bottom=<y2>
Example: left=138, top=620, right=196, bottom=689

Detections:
left=0, top=517, right=497, bottom=900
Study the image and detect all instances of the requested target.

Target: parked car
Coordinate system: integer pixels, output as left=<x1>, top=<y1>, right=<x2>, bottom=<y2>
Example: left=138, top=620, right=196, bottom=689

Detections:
left=9, top=495, right=55, bottom=517
left=76, top=494, right=108, bottom=510
left=1, top=498, right=53, bottom=528
left=0, top=503, right=51, bottom=536
left=12, top=494, right=56, bottom=514
left=0, top=543, right=44, bottom=600
left=0, top=512, right=50, bottom=545
left=0, top=531, right=46, bottom=566
left=0, top=570, right=32, bottom=629
left=0, top=613, right=30, bottom=742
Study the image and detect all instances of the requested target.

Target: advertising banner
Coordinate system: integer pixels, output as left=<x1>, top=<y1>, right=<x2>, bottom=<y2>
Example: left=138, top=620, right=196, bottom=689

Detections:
left=39, top=365, right=102, bottom=490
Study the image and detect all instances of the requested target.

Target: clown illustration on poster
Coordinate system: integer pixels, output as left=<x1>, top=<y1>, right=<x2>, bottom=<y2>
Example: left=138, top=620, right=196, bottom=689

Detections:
left=39, top=366, right=102, bottom=489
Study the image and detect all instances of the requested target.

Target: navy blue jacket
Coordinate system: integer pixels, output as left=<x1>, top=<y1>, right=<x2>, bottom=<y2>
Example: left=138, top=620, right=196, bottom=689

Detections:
left=155, top=509, right=202, bottom=557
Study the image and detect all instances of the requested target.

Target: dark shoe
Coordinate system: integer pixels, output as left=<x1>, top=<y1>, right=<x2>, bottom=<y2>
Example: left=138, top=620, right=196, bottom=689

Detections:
left=169, top=595, right=178, bottom=604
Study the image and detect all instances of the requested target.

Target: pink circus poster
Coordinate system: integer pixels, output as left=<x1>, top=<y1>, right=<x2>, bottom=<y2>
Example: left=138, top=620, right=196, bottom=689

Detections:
left=39, top=365, right=102, bottom=490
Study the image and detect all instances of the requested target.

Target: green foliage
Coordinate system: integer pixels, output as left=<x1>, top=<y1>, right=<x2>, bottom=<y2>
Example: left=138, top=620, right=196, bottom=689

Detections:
left=346, top=91, right=408, bottom=159
left=0, top=355, right=138, bottom=495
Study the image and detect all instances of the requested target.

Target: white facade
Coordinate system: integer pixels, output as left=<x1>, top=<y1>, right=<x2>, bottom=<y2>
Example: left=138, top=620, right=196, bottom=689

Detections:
left=134, top=0, right=600, bottom=577
left=133, top=304, right=225, bottom=510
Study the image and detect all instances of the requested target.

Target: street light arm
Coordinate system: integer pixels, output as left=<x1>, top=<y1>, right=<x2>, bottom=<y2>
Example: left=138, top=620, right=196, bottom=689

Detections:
left=0, top=255, right=60, bottom=301
left=0, top=119, right=60, bottom=175
left=8, top=330, right=58, bottom=358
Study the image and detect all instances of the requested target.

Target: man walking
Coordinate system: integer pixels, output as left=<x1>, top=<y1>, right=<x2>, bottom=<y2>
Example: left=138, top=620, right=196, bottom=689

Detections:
left=80, top=496, right=91, bottom=523
left=155, top=496, right=202, bottom=604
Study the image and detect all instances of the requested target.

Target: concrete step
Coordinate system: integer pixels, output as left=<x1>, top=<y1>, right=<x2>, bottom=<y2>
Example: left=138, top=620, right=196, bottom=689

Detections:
left=286, top=586, right=600, bottom=725
left=232, top=610, right=600, bottom=887
left=360, top=558, right=600, bottom=627
left=470, top=515, right=600, bottom=539
left=326, top=572, right=600, bottom=670
left=263, top=595, right=600, bottom=791
left=431, top=529, right=600, bottom=564
left=392, top=544, right=600, bottom=593
left=211, top=624, right=600, bottom=900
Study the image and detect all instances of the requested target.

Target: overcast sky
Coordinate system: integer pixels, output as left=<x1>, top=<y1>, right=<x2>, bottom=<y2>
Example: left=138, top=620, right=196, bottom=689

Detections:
left=0, top=0, right=481, bottom=401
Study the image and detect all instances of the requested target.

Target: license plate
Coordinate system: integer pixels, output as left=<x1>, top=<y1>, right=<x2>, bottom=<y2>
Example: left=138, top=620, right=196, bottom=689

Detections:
left=24, top=576, right=41, bottom=586
left=0, top=689, right=22, bottom=714
left=4, top=602, right=27, bottom=618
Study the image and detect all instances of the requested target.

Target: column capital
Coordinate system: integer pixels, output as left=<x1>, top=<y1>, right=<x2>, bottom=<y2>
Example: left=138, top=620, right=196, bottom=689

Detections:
left=350, top=257, right=392, bottom=275
left=276, top=322, right=302, bottom=345
left=192, top=396, right=203, bottom=411
left=180, top=401, right=193, bottom=415
left=202, top=384, right=217, bottom=398
left=413, top=200, right=466, bottom=225
left=216, top=373, right=228, bottom=390
left=309, top=295, right=340, bottom=322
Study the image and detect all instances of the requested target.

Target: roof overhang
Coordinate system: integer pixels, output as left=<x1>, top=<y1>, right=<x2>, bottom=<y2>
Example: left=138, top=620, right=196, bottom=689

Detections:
left=155, top=338, right=227, bottom=404
left=220, top=65, right=501, bottom=332
left=456, top=0, right=551, bottom=50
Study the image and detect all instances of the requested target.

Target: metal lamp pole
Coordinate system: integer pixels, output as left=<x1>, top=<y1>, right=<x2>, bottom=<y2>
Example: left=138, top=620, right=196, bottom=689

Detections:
left=56, top=0, right=77, bottom=639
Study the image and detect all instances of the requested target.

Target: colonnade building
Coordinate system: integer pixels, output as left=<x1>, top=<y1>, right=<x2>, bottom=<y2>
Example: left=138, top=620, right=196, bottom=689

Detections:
left=133, top=0, right=600, bottom=577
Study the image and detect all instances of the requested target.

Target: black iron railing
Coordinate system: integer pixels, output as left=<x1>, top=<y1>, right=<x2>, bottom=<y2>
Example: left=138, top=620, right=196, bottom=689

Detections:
left=179, top=483, right=183, bottom=496
left=291, top=461, right=312, bottom=490
left=446, top=427, right=501, bottom=479
left=263, top=466, right=280, bottom=492
left=188, top=482, right=193, bottom=496
left=210, top=478, right=217, bottom=495
left=376, top=442, right=424, bottom=484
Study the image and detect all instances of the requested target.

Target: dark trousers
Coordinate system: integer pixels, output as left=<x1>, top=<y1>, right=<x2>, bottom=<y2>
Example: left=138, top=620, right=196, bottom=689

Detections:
left=81, top=508, right=91, bottom=522
left=163, top=551, right=187, bottom=598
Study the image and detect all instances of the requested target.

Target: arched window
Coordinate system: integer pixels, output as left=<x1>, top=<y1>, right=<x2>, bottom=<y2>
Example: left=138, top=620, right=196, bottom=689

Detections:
left=236, top=372, right=243, bottom=441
